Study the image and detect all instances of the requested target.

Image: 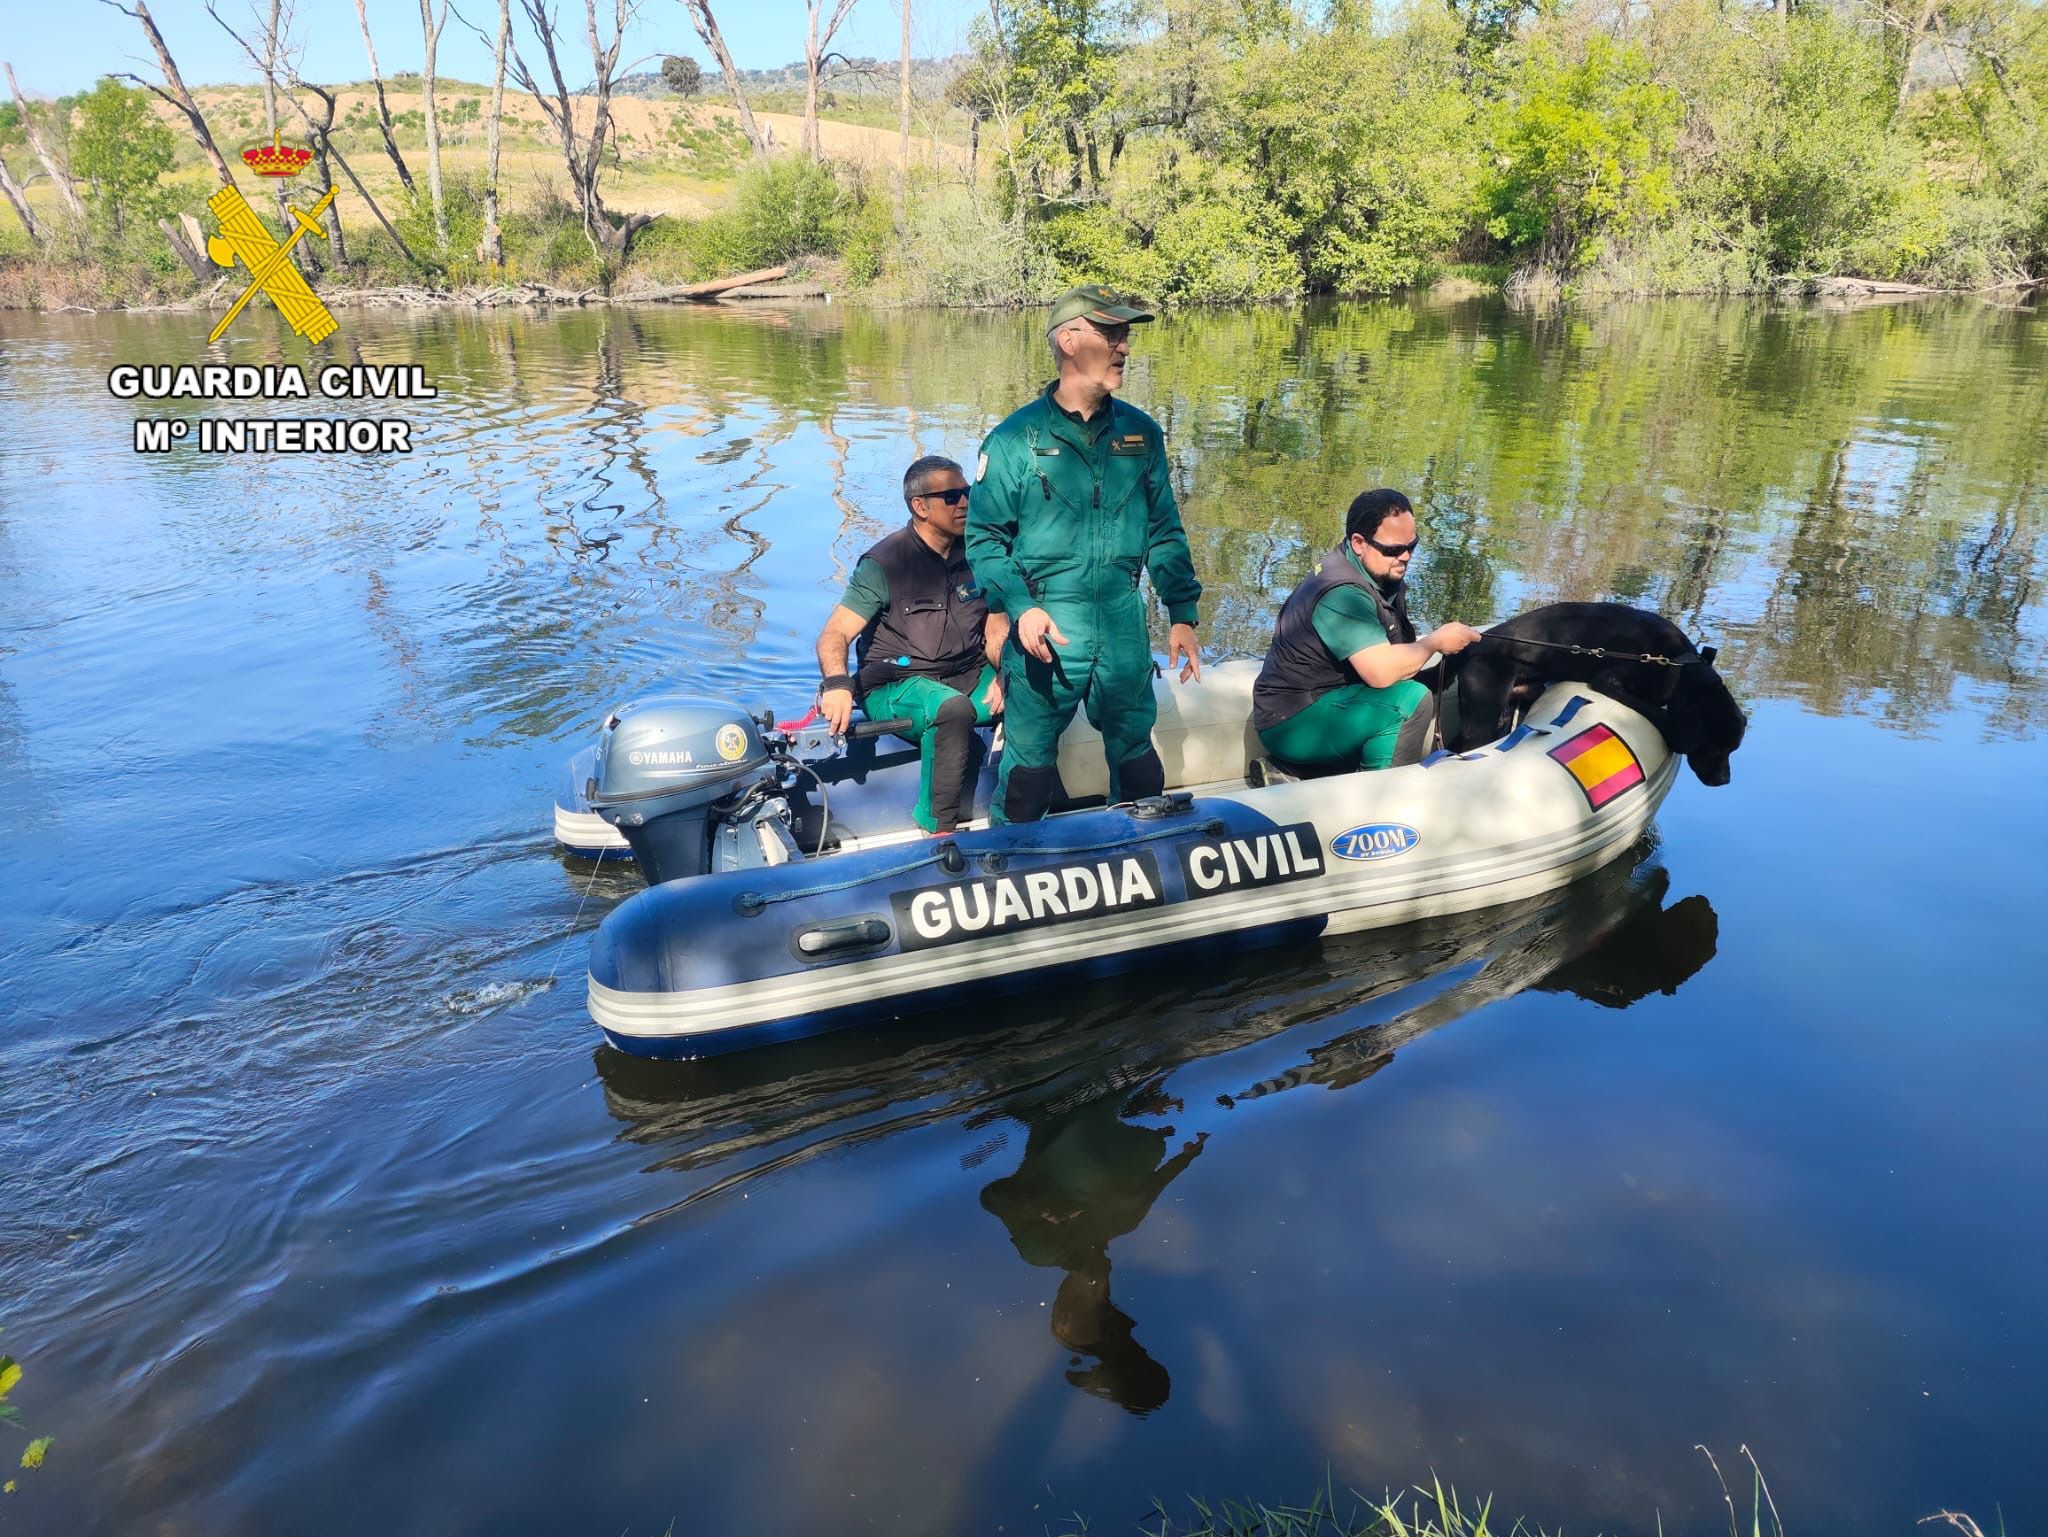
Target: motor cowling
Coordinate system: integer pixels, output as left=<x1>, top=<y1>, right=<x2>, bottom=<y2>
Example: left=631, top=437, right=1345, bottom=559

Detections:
left=586, top=696, right=772, bottom=883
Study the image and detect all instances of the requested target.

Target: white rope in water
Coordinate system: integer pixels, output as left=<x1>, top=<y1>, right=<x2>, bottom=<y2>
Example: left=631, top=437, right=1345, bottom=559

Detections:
left=542, top=848, right=612, bottom=995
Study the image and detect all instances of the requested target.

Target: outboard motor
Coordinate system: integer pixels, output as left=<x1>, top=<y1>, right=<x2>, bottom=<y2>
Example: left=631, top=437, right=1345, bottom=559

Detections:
left=586, top=696, right=776, bottom=883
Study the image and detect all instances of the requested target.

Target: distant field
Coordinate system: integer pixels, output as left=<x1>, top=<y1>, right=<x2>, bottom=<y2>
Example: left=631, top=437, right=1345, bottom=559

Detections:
left=8, top=80, right=974, bottom=241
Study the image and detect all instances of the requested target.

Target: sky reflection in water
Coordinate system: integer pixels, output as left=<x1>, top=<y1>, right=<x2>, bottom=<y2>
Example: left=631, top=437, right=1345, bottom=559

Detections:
left=0, top=297, right=2043, bottom=1535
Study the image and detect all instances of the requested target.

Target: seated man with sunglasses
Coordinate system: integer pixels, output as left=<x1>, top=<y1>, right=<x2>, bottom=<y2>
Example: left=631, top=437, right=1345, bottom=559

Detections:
left=816, top=455, right=1009, bottom=835
left=1251, top=488, right=1483, bottom=774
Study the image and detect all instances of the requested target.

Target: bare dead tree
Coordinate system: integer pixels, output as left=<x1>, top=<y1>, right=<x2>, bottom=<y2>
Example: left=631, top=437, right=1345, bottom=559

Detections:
left=419, top=0, right=450, bottom=247
left=99, top=0, right=239, bottom=188
left=206, top=2, right=319, bottom=272
left=0, top=151, right=42, bottom=247
left=288, top=77, right=424, bottom=269
left=680, top=0, right=769, bottom=160
left=4, top=63, right=87, bottom=223
left=286, top=77, right=348, bottom=268
left=483, top=0, right=509, bottom=265
left=353, top=0, right=417, bottom=193
left=802, top=0, right=859, bottom=161
left=896, top=0, right=910, bottom=225
left=505, top=0, right=654, bottom=257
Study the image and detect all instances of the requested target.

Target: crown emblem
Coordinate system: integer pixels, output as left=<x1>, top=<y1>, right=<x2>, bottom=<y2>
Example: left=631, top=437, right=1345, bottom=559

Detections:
left=240, top=135, right=313, bottom=178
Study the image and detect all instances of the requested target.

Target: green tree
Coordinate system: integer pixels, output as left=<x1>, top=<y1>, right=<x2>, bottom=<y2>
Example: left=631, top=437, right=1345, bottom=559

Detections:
left=1484, top=33, right=1682, bottom=272
left=661, top=55, right=704, bottom=97
left=69, top=77, right=174, bottom=238
left=1225, top=3, right=1481, bottom=292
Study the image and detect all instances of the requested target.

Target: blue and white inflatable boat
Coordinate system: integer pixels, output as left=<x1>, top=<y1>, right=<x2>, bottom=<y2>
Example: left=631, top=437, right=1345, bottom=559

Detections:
left=572, top=660, right=1680, bottom=1059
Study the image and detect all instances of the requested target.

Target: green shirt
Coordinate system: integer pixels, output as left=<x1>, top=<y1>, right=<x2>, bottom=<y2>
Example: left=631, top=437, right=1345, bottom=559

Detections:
left=837, top=556, right=890, bottom=622
left=1310, top=545, right=1390, bottom=661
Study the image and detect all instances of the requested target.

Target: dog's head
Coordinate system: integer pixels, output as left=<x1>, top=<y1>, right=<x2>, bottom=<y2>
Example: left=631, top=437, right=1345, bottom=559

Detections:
left=1670, top=647, right=1746, bottom=787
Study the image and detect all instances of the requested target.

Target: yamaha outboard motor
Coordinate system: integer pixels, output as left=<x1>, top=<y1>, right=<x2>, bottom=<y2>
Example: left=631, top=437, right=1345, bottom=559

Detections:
left=586, top=697, right=774, bottom=883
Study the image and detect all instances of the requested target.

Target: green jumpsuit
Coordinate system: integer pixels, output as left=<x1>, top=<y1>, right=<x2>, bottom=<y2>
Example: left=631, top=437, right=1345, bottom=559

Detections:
left=968, top=386, right=1203, bottom=823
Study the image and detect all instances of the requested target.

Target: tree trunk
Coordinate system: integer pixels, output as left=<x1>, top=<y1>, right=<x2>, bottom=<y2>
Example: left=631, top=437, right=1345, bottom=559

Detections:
left=255, top=1, right=316, bottom=273
left=2, top=153, right=44, bottom=246
left=301, top=85, right=349, bottom=268
left=482, top=0, right=508, bottom=265
left=158, top=215, right=210, bottom=280
left=5, top=62, right=87, bottom=222
left=682, top=0, right=769, bottom=161
left=353, top=0, right=416, bottom=193
left=896, top=0, right=911, bottom=227
left=802, top=0, right=858, bottom=164
left=101, top=2, right=239, bottom=188
left=804, top=3, right=820, bottom=159
left=508, top=0, right=655, bottom=263
left=1898, top=0, right=1940, bottom=113
left=420, top=0, right=448, bottom=248
left=290, top=80, right=422, bottom=270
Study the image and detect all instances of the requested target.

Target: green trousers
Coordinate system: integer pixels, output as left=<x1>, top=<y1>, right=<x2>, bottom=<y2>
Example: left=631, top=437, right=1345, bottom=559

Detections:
left=1257, top=679, right=1431, bottom=771
left=862, top=664, right=999, bottom=832
left=991, top=620, right=1160, bottom=825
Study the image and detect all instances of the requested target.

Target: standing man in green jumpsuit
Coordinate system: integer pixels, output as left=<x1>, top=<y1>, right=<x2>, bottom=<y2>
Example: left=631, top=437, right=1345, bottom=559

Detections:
left=1252, top=488, right=1482, bottom=772
left=967, top=285, right=1205, bottom=824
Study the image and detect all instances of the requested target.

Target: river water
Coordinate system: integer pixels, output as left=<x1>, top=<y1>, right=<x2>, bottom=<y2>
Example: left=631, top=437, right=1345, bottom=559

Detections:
left=1, top=297, right=2043, bottom=1534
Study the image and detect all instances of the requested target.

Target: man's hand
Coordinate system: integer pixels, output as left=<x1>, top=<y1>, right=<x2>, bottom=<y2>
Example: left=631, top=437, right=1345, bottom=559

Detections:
left=1016, top=607, right=1069, bottom=663
left=820, top=685, right=856, bottom=734
left=1427, top=622, right=1484, bottom=657
left=1168, top=622, right=1202, bottom=683
left=980, top=672, right=1004, bottom=717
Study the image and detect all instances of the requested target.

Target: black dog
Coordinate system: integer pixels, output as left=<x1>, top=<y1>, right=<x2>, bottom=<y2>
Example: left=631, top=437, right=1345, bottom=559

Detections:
left=1440, top=603, right=1747, bottom=786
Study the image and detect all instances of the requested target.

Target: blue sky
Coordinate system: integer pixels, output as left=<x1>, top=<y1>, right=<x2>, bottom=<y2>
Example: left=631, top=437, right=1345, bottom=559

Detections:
left=5, top=0, right=982, bottom=99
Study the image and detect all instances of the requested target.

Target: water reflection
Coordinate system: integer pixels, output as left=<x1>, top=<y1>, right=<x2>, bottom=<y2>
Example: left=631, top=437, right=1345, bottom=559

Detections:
left=977, top=1080, right=1203, bottom=1416
left=596, top=843, right=1719, bottom=1417
left=1, top=297, right=2040, bottom=1535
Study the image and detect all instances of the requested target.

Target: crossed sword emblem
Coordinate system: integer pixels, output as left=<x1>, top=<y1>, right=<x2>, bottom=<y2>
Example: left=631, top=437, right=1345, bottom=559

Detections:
left=205, top=184, right=341, bottom=345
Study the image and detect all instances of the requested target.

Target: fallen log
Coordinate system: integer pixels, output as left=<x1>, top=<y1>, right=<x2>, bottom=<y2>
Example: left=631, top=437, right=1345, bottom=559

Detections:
left=717, top=282, right=829, bottom=300
left=616, top=265, right=790, bottom=303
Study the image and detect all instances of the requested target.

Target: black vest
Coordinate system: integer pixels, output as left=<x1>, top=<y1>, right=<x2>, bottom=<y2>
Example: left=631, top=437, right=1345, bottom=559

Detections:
left=1252, top=544, right=1417, bottom=731
left=854, top=522, right=990, bottom=694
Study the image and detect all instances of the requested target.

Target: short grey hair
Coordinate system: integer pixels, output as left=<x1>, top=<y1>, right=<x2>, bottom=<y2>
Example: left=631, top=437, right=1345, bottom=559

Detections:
left=903, top=454, right=964, bottom=510
left=1049, top=320, right=1081, bottom=368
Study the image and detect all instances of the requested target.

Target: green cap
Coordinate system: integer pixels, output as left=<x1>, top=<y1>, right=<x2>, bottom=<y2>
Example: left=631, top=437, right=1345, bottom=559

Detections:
left=1045, top=283, right=1157, bottom=335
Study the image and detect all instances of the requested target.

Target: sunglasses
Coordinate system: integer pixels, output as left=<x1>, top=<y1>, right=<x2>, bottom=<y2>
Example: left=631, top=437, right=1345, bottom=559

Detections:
left=1084, top=320, right=1132, bottom=345
left=918, top=486, right=970, bottom=506
left=1365, top=536, right=1419, bottom=558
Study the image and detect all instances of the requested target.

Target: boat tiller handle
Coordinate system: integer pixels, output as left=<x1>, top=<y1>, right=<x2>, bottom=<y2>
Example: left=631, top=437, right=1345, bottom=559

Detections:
left=848, top=717, right=914, bottom=740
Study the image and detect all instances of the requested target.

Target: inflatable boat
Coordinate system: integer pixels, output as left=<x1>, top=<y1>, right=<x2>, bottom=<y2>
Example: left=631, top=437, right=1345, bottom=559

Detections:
left=576, top=659, right=1681, bottom=1059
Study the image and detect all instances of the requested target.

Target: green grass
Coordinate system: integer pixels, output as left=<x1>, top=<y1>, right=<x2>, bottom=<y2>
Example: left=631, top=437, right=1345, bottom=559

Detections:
left=1057, top=1450, right=2006, bottom=1537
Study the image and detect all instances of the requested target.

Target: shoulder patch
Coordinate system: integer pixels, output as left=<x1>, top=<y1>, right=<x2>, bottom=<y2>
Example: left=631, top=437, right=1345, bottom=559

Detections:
left=976, top=452, right=988, bottom=483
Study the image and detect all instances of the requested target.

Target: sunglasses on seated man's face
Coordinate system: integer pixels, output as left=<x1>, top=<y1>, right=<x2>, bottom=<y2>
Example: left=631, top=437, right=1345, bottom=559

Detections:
left=918, top=487, right=970, bottom=506
left=1365, top=535, right=1419, bottom=558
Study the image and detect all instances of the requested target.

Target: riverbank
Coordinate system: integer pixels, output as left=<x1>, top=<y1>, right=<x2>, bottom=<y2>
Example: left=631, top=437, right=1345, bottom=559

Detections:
left=6, top=261, right=2036, bottom=320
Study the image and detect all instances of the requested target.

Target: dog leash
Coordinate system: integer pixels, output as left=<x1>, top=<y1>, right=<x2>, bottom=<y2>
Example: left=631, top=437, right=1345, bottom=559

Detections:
left=1474, top=633, right=1715, bottom=668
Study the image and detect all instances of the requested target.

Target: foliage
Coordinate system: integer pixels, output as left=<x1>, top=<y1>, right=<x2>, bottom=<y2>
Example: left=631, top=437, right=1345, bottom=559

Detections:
left=661, top=55, right=704, bottom=97
left=1228, top=5, right=1482, bottom=293
left=1483, top=34, right=1682, bottom=271
left=0, top=1349, right=53, bottom=1492
left=69, top=77, right=175, bottom=238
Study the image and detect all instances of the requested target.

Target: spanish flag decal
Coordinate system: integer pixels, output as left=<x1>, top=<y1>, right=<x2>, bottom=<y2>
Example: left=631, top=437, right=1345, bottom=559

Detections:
left=1547, top=723, right=1645, bottom=810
